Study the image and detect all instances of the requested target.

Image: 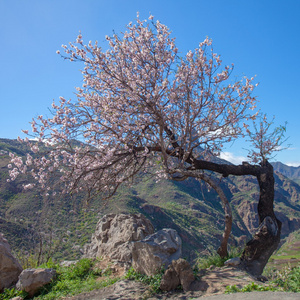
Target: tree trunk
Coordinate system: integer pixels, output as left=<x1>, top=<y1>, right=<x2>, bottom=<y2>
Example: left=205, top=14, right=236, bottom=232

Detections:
left=240, top=160, right=281, bottom=276
left=198, top=173, right=232, bottom=258
left=190, top=158, right=281, bottom=276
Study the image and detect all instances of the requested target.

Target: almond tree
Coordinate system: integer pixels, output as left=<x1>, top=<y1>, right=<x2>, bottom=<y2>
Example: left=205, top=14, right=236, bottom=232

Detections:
left=8, top=15, right=286, bottom=276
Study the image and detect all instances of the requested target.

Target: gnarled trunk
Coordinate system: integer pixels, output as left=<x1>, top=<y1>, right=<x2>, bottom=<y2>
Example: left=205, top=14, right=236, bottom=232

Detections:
left=191, top=158, right=281, bottom=276
left=240, top=160, right=281, bottom=276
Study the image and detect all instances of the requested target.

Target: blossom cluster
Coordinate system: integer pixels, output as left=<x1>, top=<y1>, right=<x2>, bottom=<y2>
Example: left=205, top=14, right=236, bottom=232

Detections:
left=8, top=14, right=283, bottom=197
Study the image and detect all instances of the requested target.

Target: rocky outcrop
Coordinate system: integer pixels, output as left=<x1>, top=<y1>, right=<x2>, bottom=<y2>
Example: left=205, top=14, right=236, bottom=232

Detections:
left=16, top=268, right=56, bottom=297
left=132, top=228, right=182, bottom=275
left=0, top=233, right=23, bottom=291
left=160, top=258, right=195, bottom=291
left=83, top=213, right=182, bottom=276
left=83, top=213, right=154, bottom=262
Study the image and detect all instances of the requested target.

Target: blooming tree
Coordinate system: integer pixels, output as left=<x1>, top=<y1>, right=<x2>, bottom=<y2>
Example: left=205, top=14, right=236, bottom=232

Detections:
left=8, top=15, right=286, bottom=276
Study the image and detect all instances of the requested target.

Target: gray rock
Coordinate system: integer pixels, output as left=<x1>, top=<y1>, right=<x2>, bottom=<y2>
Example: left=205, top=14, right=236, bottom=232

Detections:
left=60, top=260, right=78, bottom=267
left=16, top=268, right=56, bottom=297
left=224, top=257, right=241, bottom=267
left=83, top=213, right=154, bottom=262
left=0, top=233, right=23, bottom=291
left=132, top=228, right=182, bottom=276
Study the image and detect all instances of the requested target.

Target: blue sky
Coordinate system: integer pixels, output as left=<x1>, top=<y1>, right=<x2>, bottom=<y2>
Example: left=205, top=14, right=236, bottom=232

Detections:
left=1, top=0, right=300, bottom=166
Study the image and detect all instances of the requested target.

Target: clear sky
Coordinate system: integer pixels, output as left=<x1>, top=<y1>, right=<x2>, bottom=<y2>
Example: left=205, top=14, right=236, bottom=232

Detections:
left=1, top=0, right=299, bottom=166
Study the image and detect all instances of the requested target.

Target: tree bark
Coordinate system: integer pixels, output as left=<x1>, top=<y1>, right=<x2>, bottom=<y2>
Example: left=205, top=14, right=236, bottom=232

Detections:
left=240, top=160, right=281, bottom=276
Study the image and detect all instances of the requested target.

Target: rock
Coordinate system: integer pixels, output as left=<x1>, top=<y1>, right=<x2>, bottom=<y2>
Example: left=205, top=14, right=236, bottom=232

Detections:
left=83, top=213, right=154, bottom=262
left=16, top=268, right=56, bottom=297
left=160, top=258, right=195, bottom=291
left=0, top=233, right=23, bottom=291
left=132, top=228, right=182, bottom=276
left=172, top=258, right=195, bottom=291
left=60, top=260, right=78, bottom=267
left=224, top=257, right=241, bottom=267
left=159, top=265, right=180, bottom=291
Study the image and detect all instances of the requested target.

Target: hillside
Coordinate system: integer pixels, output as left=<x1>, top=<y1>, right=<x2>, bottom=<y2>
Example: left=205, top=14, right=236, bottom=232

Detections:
left=272, top=161, right=300, bottom=185
left=0, top=138, right=300, bottom=264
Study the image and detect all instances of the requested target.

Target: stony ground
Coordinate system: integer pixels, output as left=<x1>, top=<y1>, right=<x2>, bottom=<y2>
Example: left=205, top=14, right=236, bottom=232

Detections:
left=62, top=265, right=268, bottom=300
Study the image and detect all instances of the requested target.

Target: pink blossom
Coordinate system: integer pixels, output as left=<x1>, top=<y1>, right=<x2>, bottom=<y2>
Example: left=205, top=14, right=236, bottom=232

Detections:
left=7, top=15, right=285, bottom=199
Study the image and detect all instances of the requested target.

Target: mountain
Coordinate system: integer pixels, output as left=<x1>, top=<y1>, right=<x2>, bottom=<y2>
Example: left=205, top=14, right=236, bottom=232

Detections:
left=272, top=161, right=300, bottom=185
left=0, top=138, right=300, bottom=264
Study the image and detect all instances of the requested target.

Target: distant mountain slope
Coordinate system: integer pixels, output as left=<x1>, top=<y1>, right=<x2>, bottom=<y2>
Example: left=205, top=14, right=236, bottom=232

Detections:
left=272, top=161, right=300, bottom=184
left=0, top=138, right=300, bottom=263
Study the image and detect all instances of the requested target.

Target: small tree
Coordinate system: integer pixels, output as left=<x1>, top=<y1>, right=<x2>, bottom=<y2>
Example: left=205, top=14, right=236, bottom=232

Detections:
left=8, top=15, right=286, bottom=276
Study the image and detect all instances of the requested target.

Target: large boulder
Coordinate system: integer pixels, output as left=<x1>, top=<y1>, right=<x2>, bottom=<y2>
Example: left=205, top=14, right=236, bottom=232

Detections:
left=0, top=233, right=23, bottom=291
left=132, top=228, right=182, bottom=276
left=16, top=268, right=56, bottom=297
left=83, top=213, right=154, bottom=262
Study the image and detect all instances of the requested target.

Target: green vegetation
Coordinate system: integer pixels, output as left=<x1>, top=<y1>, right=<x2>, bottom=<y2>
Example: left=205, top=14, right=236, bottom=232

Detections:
left=34, top=258, right=119, bottom=300
left=271, top=265, right=300, bottom=292
left=0, top=288, right=27, bottom=300
left=196, top=247, right=243, bottom=269
left=0, top=258, right=117, bottom=300
left=225, top=265, right=300, bottom=293
left=125, top=267, right=164, bottom=294
left=225, top=282, right=277, bottom=293
left=0, top=259, right=165, bottom=299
